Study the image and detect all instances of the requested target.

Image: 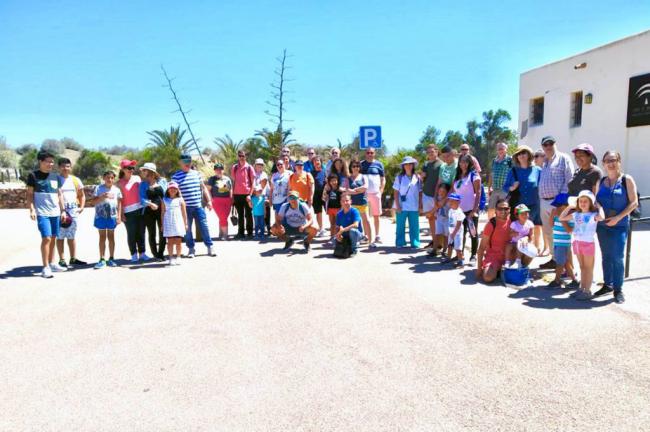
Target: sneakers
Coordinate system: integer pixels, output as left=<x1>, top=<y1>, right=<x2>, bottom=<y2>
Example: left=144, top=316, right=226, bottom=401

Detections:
left=207, top=246, right=216, bottom=257
left=369, top=242, right=378, bottom=248
left=539, top=259, right=557, bottom=270
left=317, top=229, right=327, bottom=237
left=186, top=249, right=195, bottom=259
left=50, top=262, right=67, bottom=272
left=360, top=235, right=369, bottom=244
left=614, top=291, right=625, bottom=304
left=58, top=259, right=68, bottom=268
left=168, top=257, right=174, bottom=266
left=545, top=279, right=564, bottom=290
left=469, top=255, right=477, bottom=264
left=130, top=253, right=139, bottom=263
left=107, top=258, right=117, bottom=267
left=69, top=258, right=87, bottom=266
left=174, top=256, right=182, bottom=266
left=283, top=239, right=294, bottom=250
left=374, top=236, right=382, bottom=244
left=41, top=266, right=53, bottom=278
left=574, top=290, right=593, bottom=301
left=139, top=253, right=152, bottom=262
left=94, top=259, right=106, bottom=269
left=566, top=279, right=580, bottom=289
left=593, top=285, right=614, bottom=298
left=427, top=249, right=439, bottom=257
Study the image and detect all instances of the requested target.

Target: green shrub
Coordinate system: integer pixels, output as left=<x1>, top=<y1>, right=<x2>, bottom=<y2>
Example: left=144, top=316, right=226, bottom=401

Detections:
left=73, top=149, right=113, bottom=183
left=19, top=149, right=39, bottom=180
left=0, top=150, right=18, bottom=168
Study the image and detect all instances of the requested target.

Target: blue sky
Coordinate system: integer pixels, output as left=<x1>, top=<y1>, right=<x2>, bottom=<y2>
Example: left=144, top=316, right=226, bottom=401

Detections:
left=1, top=0, right=649, bottom=153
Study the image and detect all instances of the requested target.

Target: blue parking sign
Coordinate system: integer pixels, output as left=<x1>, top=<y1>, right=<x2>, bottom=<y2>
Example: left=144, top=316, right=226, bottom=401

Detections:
left=359, top=126, right=382, bottom=149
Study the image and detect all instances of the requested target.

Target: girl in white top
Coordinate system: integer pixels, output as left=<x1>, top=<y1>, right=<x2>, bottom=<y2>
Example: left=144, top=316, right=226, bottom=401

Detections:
left=559, top=190, right=605, bottom=300
left=161, top=182, right=188, bottom=266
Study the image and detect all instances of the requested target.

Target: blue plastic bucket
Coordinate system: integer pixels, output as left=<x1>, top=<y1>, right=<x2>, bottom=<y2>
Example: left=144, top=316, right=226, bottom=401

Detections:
left=503, top=267, right=530, bottom=286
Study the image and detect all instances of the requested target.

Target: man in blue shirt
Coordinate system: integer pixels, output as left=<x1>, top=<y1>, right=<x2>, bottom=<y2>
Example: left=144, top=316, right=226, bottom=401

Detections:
left=336, top=194, right=363, bottom=256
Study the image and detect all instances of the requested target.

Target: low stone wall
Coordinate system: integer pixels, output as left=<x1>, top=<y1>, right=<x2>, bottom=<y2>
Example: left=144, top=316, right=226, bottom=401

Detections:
left=0, top=186, right=97, bottom=209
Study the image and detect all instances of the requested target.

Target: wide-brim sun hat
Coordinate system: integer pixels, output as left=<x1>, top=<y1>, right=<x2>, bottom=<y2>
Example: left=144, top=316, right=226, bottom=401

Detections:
left=140, top=162, right=157, bottom=174
left=400, top=156, right=418, bottom=167
left=572, top=143, right=595, bottom=155
left=568, top=190, right=596, bottom=208
left=551, top=193, right=569, bottom=207
left=513, top=145, right=534, bottom=160
left=254, top=158, right=264, bottom=165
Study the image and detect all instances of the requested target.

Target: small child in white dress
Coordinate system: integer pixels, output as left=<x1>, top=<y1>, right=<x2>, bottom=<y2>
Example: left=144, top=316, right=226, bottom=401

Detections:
left=161, top=182, right=188, bottom=266
left=505, top=204, right=535, bottom=268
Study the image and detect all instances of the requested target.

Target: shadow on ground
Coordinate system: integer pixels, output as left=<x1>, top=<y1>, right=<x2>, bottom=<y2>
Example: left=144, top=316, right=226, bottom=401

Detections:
left=509, top=286, right=615, bottom=310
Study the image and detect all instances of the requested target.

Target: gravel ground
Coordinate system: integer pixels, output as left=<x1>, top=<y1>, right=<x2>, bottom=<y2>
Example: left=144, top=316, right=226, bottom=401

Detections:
left=1, top=209, right=649, bottom=432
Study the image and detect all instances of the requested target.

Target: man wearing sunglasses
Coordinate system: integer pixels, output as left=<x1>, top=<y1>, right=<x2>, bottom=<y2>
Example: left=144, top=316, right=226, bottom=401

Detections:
left=360, top=148, right=385, bottom=246
left=302, top=147, right=317, bottom=173
left=325, top=148, right=341, bottom=176
left=538, top=136, right=575, bottom=269
left=271, top=190, right=318, bottom=252
left=475, top=199, right=528, bottom=282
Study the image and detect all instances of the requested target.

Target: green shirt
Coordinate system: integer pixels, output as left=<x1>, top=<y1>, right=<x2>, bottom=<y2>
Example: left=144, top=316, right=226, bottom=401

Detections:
left=439, top=160, right=458, bottom=185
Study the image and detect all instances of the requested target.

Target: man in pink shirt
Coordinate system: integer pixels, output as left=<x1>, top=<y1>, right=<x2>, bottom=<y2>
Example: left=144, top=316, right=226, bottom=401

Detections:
left=231, top=150, right=256, bottom=239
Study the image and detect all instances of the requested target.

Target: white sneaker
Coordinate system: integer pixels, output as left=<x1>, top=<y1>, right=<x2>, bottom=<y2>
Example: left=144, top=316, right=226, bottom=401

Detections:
left=369, top=242, right=377, bottom=248
left=140, top=253, right=152, bottom=262
left=130, top=253, right=139, bottom=263
left=50, top=262, right=67, bottom=272
left=318, top=229, right=327, bottom=237
left=168, top=258, right=174, bottom=266
left=174, top=257, right=182, bottom=266
left=207, top=246, right=216, bottom=257
left=374, top=236, right=382, bottom=244
left=41, top=266, right=53, bottom=278
left=186, top=249, right=195, bottom=259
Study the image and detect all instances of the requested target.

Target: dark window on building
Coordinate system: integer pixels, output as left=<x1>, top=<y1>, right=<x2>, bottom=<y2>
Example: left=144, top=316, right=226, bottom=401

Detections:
left=530, top=97, right=544, bottom=126
left=571, top=91, right=583, bottom=127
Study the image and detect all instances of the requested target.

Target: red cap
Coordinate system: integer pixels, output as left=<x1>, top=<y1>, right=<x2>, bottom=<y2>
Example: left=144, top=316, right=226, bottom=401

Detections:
left=120, top=159, right=137, bottom=168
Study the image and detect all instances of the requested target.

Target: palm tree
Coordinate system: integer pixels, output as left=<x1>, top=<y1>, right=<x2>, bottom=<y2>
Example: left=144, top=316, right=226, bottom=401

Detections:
left=255, top=127, right=296, bottom=161
left=147, top=126, right=193, bottom=152
left=145, top=125, right=195, bottom=176
left=213, top=135, right=243, bottom=166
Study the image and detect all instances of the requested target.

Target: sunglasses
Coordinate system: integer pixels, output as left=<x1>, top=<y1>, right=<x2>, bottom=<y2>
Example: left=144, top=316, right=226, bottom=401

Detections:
left=351, top=165, right=360, bottom=168
left=366, top=151, right=374, bottom=154
left=276, top=163, right=284, bottom=167
left=238, top=155, right=246, bottom=158
left=542, top=142, right=554, bottom=147
left=125, top=166, right=135, bottom=170
left=604, top=158, right=619, bottom=164
left=497, top=207, right=510, bottom=211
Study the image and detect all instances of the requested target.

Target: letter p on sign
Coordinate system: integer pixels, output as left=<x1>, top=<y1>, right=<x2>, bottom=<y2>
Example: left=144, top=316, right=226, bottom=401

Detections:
left=359, top=126, right=382, bottom=149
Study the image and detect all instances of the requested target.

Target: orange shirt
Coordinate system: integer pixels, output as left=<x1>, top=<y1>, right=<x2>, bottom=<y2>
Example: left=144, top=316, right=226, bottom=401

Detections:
left=289, top=172, right=314, bottom=201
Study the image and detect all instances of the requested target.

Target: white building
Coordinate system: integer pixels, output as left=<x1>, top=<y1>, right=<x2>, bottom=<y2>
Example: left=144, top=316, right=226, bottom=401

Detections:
left=518, top=29, right=650, bottom=191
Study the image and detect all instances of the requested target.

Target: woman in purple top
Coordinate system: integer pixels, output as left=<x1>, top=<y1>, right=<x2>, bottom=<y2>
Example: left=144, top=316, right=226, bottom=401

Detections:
left=451, top=154, right=481, bottom=262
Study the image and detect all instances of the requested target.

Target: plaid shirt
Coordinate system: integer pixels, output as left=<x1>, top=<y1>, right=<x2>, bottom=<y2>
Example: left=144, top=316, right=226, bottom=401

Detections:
left=491, top=155, right=512, bottom=191
left=538, top=151, right=575, bottom=199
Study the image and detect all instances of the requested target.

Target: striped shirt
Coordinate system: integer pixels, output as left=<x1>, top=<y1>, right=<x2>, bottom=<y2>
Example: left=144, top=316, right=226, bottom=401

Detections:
left=552, top=216, right=574, bottom=246
left=539, top=151, right=574, bottom=199
left=171, top=169, right=203, bottom=208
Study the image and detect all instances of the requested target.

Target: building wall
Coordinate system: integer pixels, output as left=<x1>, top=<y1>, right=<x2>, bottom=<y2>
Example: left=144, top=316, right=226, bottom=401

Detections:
left=518, top=30, right=650, bottom=192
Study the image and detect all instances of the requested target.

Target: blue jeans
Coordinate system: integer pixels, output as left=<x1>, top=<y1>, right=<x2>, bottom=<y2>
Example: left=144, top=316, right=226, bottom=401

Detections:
left=185, top=206, right=213, bottom=249
left=342, top=228, right=363, bottom=252
left=597, top=224, right=628, bottom=292
left=396, top=210, right=420, bottom=247
left=254, top=215, right=265, bottom=237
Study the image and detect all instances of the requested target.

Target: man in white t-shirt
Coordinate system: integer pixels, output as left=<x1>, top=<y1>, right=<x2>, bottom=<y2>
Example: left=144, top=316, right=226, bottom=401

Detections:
left=56, top=157, right=87, bottom=267
left=271, top=191, right=318, bottom=252
left=360, top=148, right=385, bottom=247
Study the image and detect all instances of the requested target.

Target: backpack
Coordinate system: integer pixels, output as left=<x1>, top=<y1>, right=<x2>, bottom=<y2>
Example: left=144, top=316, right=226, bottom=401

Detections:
left=471, top=171, right=487, bottom=212
left=333, top=236, right=352, bottom=259
left=600, top=174, right=642, bottom=219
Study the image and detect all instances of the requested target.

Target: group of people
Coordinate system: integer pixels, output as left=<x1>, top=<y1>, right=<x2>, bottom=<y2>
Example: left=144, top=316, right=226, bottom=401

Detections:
left=27, top=137, right=639, bottom=304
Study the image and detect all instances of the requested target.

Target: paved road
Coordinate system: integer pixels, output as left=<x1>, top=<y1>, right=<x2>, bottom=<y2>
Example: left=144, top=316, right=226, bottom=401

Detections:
left=1, top=209, right=649, bottom=431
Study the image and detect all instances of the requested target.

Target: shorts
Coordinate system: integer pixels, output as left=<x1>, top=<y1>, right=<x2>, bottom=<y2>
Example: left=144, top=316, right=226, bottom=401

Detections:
left=313, top=192, right=324, bottom=213
left=57, top=217, right=78, bottom=239
left=352, top=204, right=367, bottom=215
left=367, top=192, right=382, bottom=217
left=572, top=240, right=595, bottom=256
left=282, top=223, right=307, bottom=238
left=435, top=216, right=449, bottom=236
left=37, top=215, right=60, bottom=238
left=482, top=250, right=506, bottom=271
left=554, top=245, right=570, bottom=266
left=94, top=217, right=117, bottom=230
left=422, top=194, right=435, bottom=213
left=488, top=190, right=508, bottom=209
left=448, top=231, right=462, bottom=250
left=327, top=207, right=341, bottom=217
